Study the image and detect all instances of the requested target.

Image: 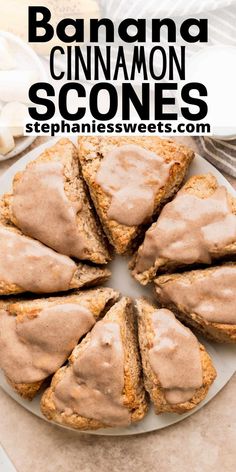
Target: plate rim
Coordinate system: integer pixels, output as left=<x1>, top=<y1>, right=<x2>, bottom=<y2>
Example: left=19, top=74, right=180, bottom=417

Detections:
left=0, top=137, right=235, bottom=436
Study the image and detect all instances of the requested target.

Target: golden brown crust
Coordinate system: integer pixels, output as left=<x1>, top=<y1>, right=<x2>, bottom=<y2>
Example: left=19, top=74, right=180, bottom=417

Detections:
left=132, top=174, right=236, bottom=284
left=2, top=288, right=119, bottom=400
left=9, top=288, right=119, bottom=321
left=136, top=298, right=216, bottom=414
left=41, top=298, right=148, bottom=430
left=4, top=138, right=111, bottom=264
left=154, top=264, right=236, bottom=343
left=7, top=378, right=44, bottom=401
left=78, top=137, right=194, bottom=254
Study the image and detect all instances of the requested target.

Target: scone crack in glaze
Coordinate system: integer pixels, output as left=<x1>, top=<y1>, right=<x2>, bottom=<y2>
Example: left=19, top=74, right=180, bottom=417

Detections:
left=78, top=136, right=194, bottom=254
left=154, top=264, right=236, bottom=343
left=136, top=298, right=216, bottom=414
left=41, top=298, right=148, bottom=430
left=132, top=174, right=236, bottom=284
left=5, top=138, right=110, bottom=264
left=0, top=288, right=119, bottom=400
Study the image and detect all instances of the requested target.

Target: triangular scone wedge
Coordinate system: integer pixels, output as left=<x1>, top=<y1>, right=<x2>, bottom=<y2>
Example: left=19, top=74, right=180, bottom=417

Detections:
left=0, top=199, right=110, bottom=295
left=78, top=137, right=194, bottom=254
left=41, top=297, right=148, bottom=430
left=132, top=174, right=236, bottom=284
left=4, top=138, right=110, bottom=264
left=0, top=288, right=119, bottom=400
left=136, top=298, right=216, bottom=414
left=154, top=263, right=236, bottom=343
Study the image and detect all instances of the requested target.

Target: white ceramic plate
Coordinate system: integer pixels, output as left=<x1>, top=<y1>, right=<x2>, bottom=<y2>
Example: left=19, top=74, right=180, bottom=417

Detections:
left=0, top=138, right=235, bottom=436
left=0, top=31, right=47, bottom=161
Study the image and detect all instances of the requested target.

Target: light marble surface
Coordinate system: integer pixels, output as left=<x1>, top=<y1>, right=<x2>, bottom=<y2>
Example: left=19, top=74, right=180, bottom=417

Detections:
left=0, top=137, right=235, bottom=472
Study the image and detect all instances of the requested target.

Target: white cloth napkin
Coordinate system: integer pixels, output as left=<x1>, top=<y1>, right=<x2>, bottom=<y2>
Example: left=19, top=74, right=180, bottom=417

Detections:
left=196, top=137, right=236, bottom=177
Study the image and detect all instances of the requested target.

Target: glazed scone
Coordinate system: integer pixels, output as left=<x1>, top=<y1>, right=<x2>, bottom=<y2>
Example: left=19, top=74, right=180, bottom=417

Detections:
left=41, top=297, right=148, bottom=430
left=4, top=138, right=110, bottom=264
left=0, top=199, right=110, bottom=295
left=132, top=174, right=236, bottom=284
left=154, top=263, right=236, bottom=343
left=0, top=222, right=110, bottom=295
left=136, top=298, right=216, bottom=414
left=78, top=137, right=194, bottom=254
left=0, top=288, right=119, bottom=400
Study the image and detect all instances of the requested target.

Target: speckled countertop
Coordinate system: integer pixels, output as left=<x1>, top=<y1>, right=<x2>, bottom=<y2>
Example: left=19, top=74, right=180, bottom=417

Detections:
left=0, top=137, right=235, bottom=472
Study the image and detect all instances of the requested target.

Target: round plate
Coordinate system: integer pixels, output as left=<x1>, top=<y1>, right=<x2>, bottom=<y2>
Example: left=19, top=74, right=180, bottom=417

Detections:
left=0, top=31, right=47, bottom=161
left=0, top=138, right=235, bottom=436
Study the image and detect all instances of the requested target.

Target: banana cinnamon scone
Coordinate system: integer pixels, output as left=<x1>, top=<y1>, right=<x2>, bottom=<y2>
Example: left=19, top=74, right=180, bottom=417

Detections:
left=78, top=137, right=194, bottom=254
left=132, top=174, right=236, bottom=284
left=0, top=220, right=110, bottom=296
left=0, top=288, right=119, bottom=400
left=136, top=298, right=216, bottom=414
left=41, top=297, right=148, bottom=430
left=4, top=138, right=110, bottom=264
left=154, top=263, right=236, bottom=343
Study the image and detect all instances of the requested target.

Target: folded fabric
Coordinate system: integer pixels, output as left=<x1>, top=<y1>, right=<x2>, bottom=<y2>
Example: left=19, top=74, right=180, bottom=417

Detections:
left=196, top=136, right=236, bottom=178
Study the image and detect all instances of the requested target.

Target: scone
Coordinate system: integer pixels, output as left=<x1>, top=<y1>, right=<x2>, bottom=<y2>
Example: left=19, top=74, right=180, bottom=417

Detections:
left=4, top=138, right=110, bottom=264
left=0, top=288, right=119, bottom=400
left=132, top=174, right=236, bottom=284
left=78, top=137, right=194, bottom=254
left=136, top=298, right=216, bottom=414
left=0, top=199, right=110, bottom=295
left=154, top=263, right=236, bottom=343
left=0, top=222, right=110, bottom=295
left=41, top=297, right=148, bottom=430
